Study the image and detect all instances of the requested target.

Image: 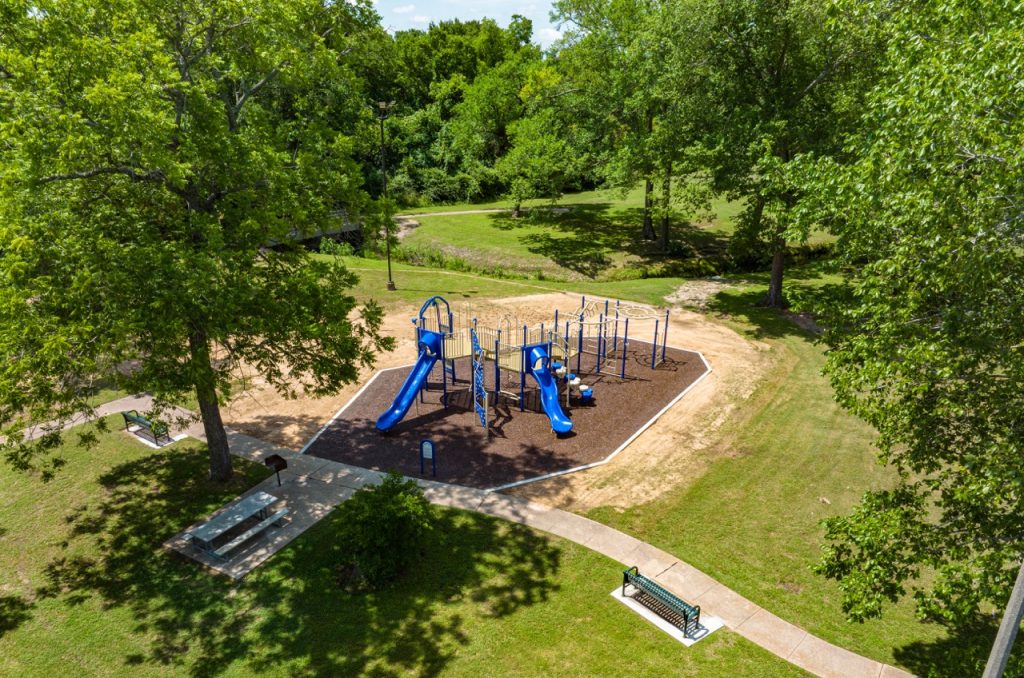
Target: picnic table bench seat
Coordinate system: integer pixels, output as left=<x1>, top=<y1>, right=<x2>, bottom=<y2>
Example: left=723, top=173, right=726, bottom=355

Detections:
left=622, top=565, right=701, bottom=636
left=121, top=409, right=171, bottom=445
left=212, top=508, right=290, bottom=560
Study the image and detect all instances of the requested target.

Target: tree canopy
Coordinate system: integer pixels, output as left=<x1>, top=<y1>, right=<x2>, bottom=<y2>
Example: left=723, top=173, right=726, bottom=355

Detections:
left=0, top=0, right=392, bottom=480
left=810, top=1, right=1024, bottom=666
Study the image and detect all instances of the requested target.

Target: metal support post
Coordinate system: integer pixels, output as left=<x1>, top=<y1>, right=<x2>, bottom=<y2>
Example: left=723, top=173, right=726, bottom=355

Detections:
left=984, top=561, right=1024, bottom=678
left=621, top=318, right=629, bottom=379
left=662, top=309, right=669, bottom=362
left=651, top=319, right=659, bottom=369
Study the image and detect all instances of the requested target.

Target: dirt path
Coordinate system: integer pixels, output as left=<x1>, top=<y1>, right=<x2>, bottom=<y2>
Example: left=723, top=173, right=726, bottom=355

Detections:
left=222, top=290, right=774, bottom=514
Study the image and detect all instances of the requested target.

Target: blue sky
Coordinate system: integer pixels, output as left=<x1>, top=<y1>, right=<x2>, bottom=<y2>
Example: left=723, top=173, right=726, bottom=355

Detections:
left=371, top=0, right=564, bottom=48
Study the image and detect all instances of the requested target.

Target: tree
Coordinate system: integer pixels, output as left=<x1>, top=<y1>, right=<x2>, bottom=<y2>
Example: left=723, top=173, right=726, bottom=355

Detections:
left=811, top=0, right=1024, bottom=664
left=0, top=0, right=393, bottom=481
left=553, top=0, right=668, bottom=241
left=334, top=471, right=436, bottom=590
left=495, top=97, right=577, bottom=216
left=658, top=0, right=875, bottom=306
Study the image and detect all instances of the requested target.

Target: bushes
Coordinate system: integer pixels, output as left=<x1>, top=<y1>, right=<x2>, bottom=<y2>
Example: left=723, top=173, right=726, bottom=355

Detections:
left=335, top=471, right=436, bottom=590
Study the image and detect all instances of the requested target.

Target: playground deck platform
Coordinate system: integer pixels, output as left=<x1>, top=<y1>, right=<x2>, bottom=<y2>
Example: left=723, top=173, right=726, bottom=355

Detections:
left=304, top=341, right=709, bottom=489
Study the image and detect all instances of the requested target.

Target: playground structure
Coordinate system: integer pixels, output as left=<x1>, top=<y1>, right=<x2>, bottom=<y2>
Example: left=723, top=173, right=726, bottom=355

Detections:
left=375, top=295, right=673, bottom=436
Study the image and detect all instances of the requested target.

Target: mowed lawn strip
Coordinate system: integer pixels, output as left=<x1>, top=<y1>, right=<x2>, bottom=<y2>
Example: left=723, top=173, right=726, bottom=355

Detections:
left=399, top=188, right=745, bottom=281
left=332, top=254, right=698, bottom=311
left=588, top=286, right=949, bottom=671
left=0, top=417, right=809, bottom=676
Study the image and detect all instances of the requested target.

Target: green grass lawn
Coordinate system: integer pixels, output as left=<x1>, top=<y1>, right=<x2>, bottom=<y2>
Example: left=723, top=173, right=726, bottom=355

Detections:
left=585, top=279, right=999, bottom=675
left=329, top=254, right=697, bottom=311
left=395, top=185, right=648, bottom=216
left=398, top=186, right=745, bottom=281
left=0, top=417, right=810, bottom=676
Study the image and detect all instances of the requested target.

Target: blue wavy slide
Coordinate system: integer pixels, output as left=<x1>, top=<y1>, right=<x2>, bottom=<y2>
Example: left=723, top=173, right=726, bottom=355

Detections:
left=526, top=345, right=574, bottom=435
left=376, top=330, right=443, bottom=432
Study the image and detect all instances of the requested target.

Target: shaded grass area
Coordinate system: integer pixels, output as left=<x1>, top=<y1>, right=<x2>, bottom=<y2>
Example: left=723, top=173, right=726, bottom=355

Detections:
left=395, top=185, right=651, bottom=216
left=400, top=201, right=739, bottom=282
left=587, top=282, right=1001, bottom=675
left=0, top=418, right=809, bottom=676
left=395, top=186, right=836, bottom=283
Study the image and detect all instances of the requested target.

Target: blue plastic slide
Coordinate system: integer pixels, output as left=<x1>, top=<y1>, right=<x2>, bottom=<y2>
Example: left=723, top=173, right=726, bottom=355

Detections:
left=376, top=330, right=444, bottom=432
left=526, top=345, right=574, bottom=434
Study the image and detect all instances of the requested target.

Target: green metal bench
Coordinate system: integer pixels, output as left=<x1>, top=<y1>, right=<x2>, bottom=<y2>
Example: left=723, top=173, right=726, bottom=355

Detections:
left=121, top=410, right=171, bottom=445
left=622, top=566, right=701, bottom=636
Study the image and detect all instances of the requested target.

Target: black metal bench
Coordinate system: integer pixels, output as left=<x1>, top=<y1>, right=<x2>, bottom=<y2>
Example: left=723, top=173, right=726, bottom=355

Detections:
left=121, top=409, right=171, bottom=445
left=622, top=566, right=701, bottom=636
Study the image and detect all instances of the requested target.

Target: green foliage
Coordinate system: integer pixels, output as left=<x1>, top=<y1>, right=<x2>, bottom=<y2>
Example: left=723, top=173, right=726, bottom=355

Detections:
left=320, top=238, right=356, bottom=257
left=495, top=109, right=575, bottom=211
left=0, top=0, right=392, bottom=479
left=335, top=471, right=436, bottom=590
left=810, top=0, right=1024, bottom=637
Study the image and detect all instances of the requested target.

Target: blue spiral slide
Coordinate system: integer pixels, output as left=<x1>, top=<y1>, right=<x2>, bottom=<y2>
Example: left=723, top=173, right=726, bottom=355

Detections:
left=526, top=345, right=574, bottom=435
left=376, top=330, right=443, bottom=432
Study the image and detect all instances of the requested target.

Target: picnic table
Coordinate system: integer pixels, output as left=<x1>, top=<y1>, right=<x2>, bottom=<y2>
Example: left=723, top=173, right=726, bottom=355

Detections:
left=185, top=491, right=288, bottom=559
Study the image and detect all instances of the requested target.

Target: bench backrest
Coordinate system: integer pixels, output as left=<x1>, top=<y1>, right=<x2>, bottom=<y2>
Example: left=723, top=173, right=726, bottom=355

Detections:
left=122, top=410, right=168, bottom=435
left=623, top=567, right=700, bottom=617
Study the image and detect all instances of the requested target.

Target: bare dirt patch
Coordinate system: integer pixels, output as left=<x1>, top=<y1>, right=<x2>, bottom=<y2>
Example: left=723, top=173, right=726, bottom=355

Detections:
left=665, top=278, right=740, bottom=309
left=395, top=217, right=420, bottom=240
left=222, top=291, right=776, bottom=514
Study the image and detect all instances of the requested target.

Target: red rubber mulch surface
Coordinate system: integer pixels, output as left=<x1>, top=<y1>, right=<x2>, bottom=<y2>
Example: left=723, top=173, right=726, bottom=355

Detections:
left=305, top=341, right=708, bottom=489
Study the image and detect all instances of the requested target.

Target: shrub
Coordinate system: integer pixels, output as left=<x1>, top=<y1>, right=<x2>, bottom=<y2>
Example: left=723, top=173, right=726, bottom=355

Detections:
left=334, top=471, right=436, bottom=590
left=319, top=238, right=355, bottom=257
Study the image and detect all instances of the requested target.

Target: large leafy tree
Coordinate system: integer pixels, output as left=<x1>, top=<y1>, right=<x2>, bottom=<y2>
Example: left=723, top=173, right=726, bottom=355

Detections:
left=659, top=0, right=874, bottom=306
left=813, top=0, right=1024, bottom=662
left=0, top=0, right=392, bottom=481
left=553, top=0, right=670, bottom=242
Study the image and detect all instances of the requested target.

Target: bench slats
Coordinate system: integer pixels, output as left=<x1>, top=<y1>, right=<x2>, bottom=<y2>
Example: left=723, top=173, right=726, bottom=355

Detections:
left=622, top=566, right=701, bottom=635
left=212, top=508, right=289, bottom=559
left=121, top=410, right=171, bottom=444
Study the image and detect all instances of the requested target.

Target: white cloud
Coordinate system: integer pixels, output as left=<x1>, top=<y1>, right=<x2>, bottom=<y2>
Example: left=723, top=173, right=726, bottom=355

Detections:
left=538, top=27, right=562, bottom=43
left=412, top=15, right=431, bottom=23
left=393, top=4, right=415, bottom=13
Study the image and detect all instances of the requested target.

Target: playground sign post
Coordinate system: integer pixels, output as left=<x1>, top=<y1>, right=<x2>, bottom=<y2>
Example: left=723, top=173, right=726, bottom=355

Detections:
left=420, top=439, right=436, bottom=477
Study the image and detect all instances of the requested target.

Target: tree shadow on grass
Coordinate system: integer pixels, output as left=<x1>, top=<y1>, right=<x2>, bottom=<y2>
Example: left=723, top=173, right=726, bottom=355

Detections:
left=36, top=445, right=561, bottom=676
left=893, top=616, right=1024, bottom=677
left=705, top=289, right=817, bottom=341
left=488, top=206, right=730, bottom=279
left=0, top=593, right=33, bottom=638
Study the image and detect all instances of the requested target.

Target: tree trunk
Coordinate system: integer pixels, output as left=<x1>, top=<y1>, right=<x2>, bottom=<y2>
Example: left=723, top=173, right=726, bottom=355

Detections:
left=761, top=223, right=787, bottom=308
left=659, top=164, right=672, bottom=252
left=641, top=112, right=656, bottom=241
left=512, top=202, right=521, bottom=218
left=189, top=327, right=233, bottom=482
left=642, top=178, right=655, bottom=240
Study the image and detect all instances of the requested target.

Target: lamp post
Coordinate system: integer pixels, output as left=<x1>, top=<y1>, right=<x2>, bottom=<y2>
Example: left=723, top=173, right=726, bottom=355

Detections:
left=377, top=100, right=397, bottom=291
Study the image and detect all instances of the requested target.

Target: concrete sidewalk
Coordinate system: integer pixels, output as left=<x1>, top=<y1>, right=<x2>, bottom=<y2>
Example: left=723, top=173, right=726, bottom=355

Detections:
left=44, top=394, right=914, bottom=677
left=173, top=429, right=916, bottom=677
left=418, top=482, right=914, bottom=678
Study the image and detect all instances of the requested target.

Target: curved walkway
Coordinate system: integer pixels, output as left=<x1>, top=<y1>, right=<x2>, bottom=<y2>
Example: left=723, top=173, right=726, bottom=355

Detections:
left=55, top=394, right=913, bottom=678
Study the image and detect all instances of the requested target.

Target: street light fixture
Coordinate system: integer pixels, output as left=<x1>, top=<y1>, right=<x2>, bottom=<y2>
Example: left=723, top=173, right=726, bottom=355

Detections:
left=376, top=100, right=397, bottom=291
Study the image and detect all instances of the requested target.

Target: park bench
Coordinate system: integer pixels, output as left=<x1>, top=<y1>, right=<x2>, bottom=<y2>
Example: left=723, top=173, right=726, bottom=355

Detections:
left=622, top=566, right=701, bottom=636
left=121, top=409, right=171, bottom=445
